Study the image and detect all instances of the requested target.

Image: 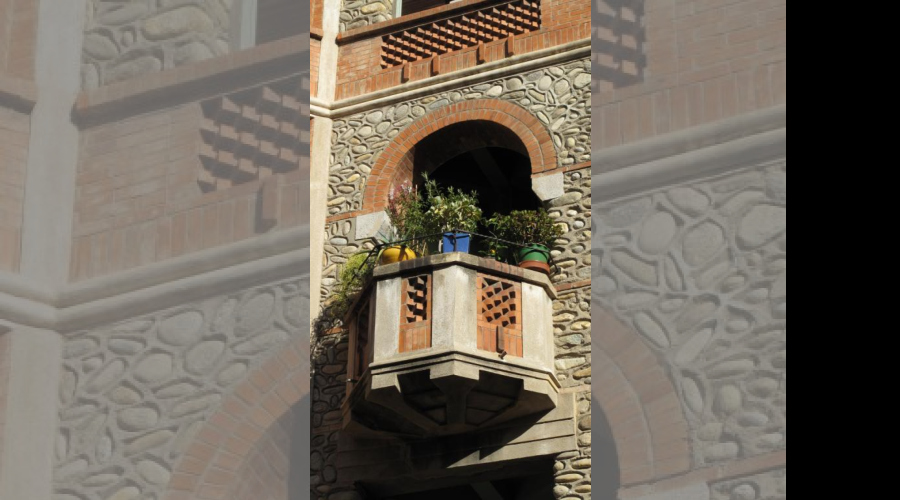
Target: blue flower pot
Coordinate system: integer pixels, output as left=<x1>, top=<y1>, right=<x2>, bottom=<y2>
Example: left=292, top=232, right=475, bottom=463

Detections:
left=442, top=232, right=471, bottom=253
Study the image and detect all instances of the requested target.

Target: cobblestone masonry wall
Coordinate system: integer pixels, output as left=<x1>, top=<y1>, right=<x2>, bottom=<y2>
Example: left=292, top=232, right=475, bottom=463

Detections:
left=340, top=0, right=396, bottom=32
left=53, top=277, right=308, bottom=500
left=592, top=162, right=787, bottom=470
left=82, top=0, right=234, bottom=89
left=315, top=60, right=591, bottom=499
left=710, top=468, right=786, bottom=500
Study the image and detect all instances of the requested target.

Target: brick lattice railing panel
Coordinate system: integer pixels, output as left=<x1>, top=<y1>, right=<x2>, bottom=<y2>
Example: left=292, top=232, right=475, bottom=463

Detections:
left=477, top=274, right=523, bottom=357
left=399, top=274, right=432, bottom=352
left=352, top=298, right=372, bottom=378
left=381, top=0, right=541, bottom=68
left=198, top=76, right=306, bottom=192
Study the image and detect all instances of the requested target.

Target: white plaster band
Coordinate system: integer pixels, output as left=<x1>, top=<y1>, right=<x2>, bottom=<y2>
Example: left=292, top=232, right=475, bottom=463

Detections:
left=592, top=106, right=787, bottom=202
left=0, top=227, right=309, bottom=333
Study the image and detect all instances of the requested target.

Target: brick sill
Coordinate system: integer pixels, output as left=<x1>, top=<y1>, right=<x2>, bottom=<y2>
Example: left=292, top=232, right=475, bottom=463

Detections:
left=0, top=75, right=37, bottom=114
left=338, top=0, right=519, bottom=44
left=73, top=33, right=309, bottom=127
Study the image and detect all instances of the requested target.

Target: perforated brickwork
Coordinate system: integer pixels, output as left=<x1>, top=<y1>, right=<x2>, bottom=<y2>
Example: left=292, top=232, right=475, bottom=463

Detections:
left=399, top=274, right=432, bottom=352
left=381, top=0, right=541, bottom=68
left=477, top=274, right=523, bottom=357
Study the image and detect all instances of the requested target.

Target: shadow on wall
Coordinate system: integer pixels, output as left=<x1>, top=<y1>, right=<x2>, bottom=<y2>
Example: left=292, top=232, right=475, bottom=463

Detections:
left=592, top=0, right=646, bottom=90
left=592, top=397, right=621, bottom=500
left=291, top=395, right=312, bottom=500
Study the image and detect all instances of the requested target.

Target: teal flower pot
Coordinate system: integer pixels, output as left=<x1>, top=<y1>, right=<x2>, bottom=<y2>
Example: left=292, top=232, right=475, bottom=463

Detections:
left=517, top=244, right=550, bottom=263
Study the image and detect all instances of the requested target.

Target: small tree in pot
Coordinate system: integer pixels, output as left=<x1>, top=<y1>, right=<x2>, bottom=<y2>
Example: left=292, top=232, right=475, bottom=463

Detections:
left=382, top=181, right=427, bottom=263
left=422, top=175, right=482, bottom=254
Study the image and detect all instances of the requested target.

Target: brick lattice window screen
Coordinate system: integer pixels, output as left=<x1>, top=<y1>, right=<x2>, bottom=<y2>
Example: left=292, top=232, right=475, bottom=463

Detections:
left=399, top=274, right=433, bottom=352
left=354, top=298, right=372, bottom=379
left=477, top=274, right=523, bottom=357
left=381, top=0, right=541, bottom=68
left=198, top=76, right=306, bottom=192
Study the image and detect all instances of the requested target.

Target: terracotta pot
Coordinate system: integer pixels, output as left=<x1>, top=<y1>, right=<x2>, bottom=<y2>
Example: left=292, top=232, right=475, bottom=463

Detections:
left=519, top=260, right=551, bottom=275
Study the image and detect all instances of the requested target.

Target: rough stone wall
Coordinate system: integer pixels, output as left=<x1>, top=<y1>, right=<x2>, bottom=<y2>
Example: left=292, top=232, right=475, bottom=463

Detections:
left=309, top=332, right=348, bottom=498
left=53, top=278, right=307, bottom=500
left=592, top=161, right=787, bottom=469
left=710, top=468, right=786, bottom=500
left=549, top=170, right=592, bottom=499
left=340, top=0, right=396, bottom=32
left=82, top=0, right=233, bottom=89
left=314, top=59, right=592, bottom=499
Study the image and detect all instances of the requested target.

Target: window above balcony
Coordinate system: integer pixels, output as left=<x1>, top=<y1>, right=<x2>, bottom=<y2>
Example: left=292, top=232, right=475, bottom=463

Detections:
left=399, top=0, right=454, bottom=16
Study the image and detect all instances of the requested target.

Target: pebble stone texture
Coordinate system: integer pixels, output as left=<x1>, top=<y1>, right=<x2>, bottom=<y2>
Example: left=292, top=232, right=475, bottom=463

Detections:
left=710, top=468, right=786, bottom=500
left=82, top=0, right=234, bottom=89
left=315, top=59, right=592, bottom=499
left=340, top=0, right=396, bottom=31
left=53, top=278, right=309, bottom=500
left=591, top=162, right=788, bottom=472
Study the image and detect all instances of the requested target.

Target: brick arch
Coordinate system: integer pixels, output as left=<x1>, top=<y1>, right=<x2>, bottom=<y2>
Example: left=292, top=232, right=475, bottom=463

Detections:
left=162, top=336, right=309, bottom=500
left=363, top=99, right=557, bottom=212
left=592, top=306, right=694, bottom=488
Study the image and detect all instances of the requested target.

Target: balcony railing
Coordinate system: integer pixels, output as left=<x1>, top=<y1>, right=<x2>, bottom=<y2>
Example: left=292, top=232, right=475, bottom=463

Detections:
left=380, top=0, right=541, bottom=68
left=342, top=253, right=560, bottom=437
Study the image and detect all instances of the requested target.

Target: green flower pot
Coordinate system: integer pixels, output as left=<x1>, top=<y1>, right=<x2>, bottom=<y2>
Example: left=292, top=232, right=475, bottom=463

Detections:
left=517, top=244, right=550, bottom=264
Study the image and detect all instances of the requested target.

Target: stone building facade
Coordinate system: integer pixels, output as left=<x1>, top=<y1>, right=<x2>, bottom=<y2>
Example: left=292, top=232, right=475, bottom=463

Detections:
left=309, top=0, right=785, bottom=497
left=0, top=0, right=785, bottom=499
left=311, top=0, right=594, bottom=498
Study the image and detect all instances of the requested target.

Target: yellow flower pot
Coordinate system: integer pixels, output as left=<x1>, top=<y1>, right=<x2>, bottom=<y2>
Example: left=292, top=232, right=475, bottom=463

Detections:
left=379, top=245, right=417, bottom=265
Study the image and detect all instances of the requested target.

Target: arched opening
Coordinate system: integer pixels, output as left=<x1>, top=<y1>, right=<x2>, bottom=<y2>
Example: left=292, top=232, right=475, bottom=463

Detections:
left=389, top=120, right=543, bottom=254
left=221, top=395, right=311, bottom=500
left=592, top=397, right=622, bottom=500
left=404, top=121, right=542, bottom=217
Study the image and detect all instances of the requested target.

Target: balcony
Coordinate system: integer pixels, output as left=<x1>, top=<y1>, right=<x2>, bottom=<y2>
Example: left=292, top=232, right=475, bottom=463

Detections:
left=342, top=253, right=560, bottom=437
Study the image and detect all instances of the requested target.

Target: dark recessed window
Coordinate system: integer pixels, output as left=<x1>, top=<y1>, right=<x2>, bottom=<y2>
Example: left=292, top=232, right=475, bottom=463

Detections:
left=400, top=0, right=454, bottom=16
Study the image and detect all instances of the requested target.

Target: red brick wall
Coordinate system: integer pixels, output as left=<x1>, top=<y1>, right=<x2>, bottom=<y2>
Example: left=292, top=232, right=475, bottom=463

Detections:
left=311, top=0, right=323, bottom=32
left=311, top=38, right=320, bottom=98
left=222, top=407, right=298, bottom=500
left=593, top=0, right=786, bottom=152
left=334, top=0, right=591, bottom=100
left=0, top=0, right=37, bottom=80
left=0, top=107, right=29, bottom=272
left=71, top=102, right=308, bottom=281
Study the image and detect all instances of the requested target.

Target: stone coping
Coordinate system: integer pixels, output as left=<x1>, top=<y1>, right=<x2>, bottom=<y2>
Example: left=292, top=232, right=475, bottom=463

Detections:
left=374, top=252, right=558, bottom=299
left=0, top=75, right=37, bottom=114
left=73, top=34, right=309, bottom=127
left=338, top=0, right=513, bottom=44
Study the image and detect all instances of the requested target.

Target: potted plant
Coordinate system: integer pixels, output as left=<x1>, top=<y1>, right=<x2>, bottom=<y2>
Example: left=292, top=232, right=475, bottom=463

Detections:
left=422, top=175, right=482, bottom=254
left=486, top=209, right=564, bottom=274
left=327, top=251, right=376, bottom=321
left=381, top=181, right=426, bottom=264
